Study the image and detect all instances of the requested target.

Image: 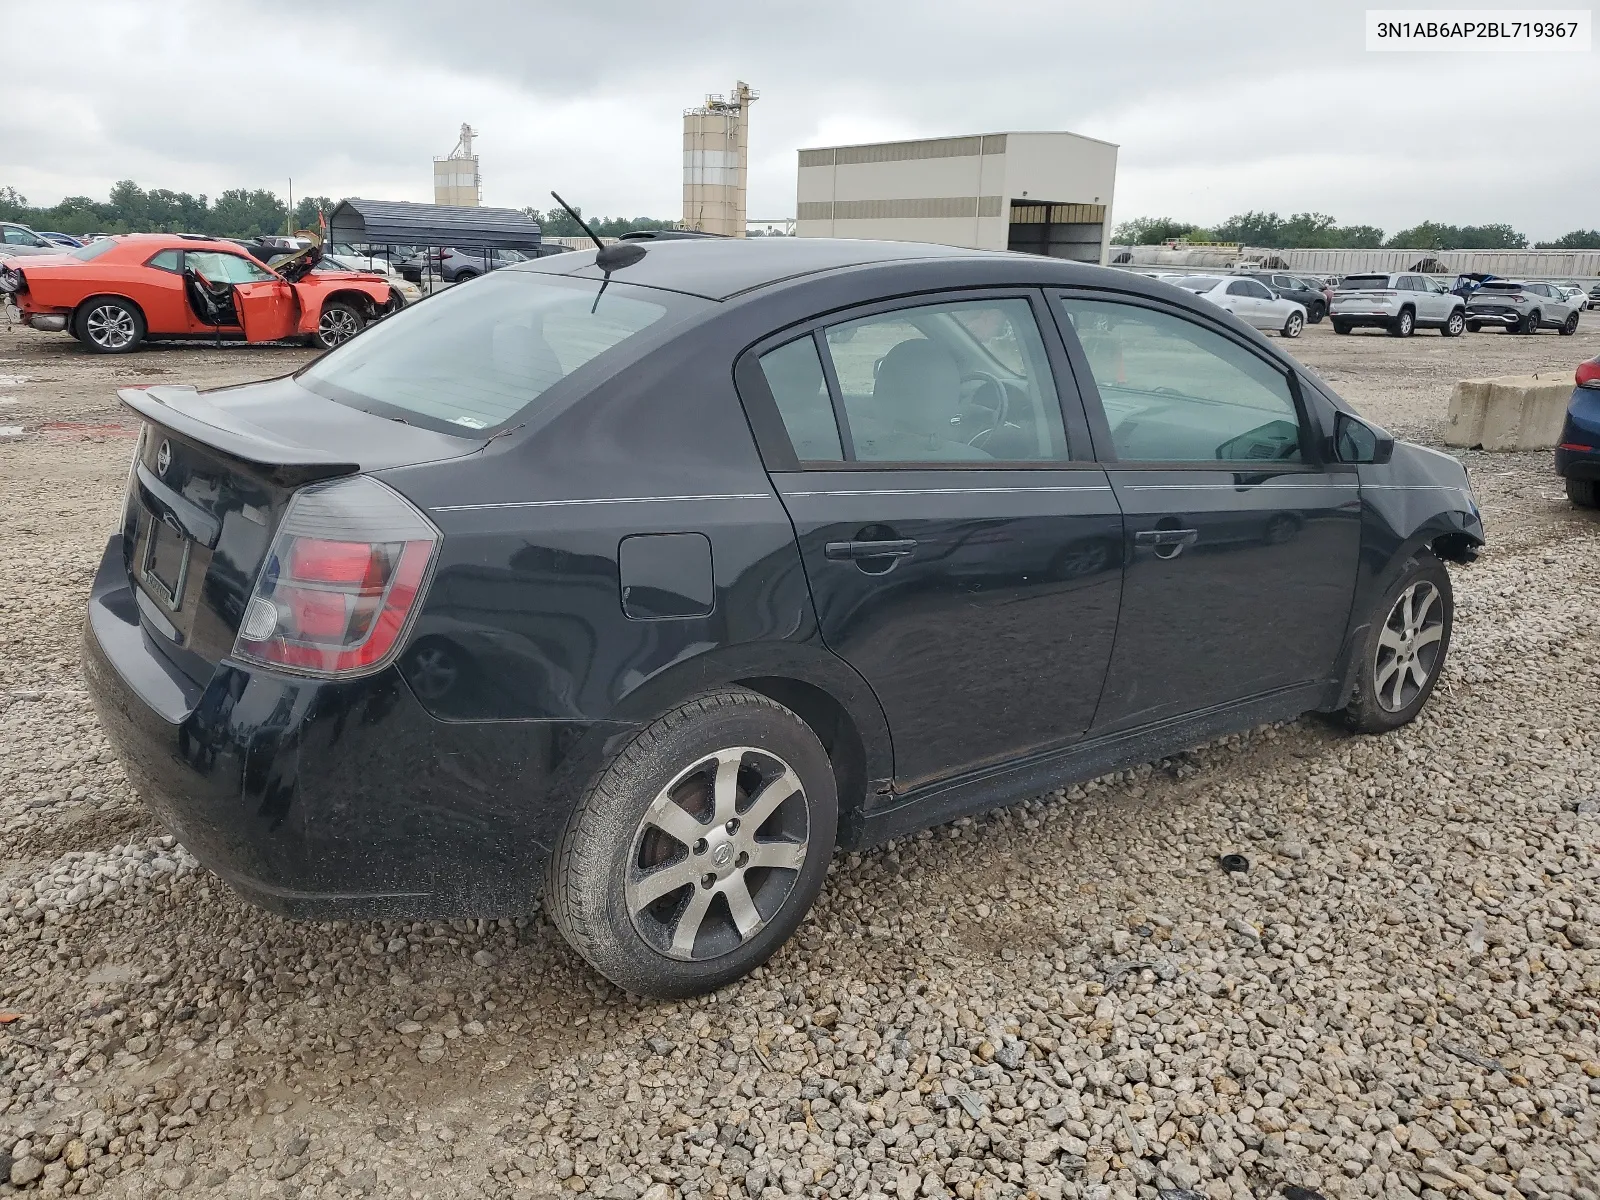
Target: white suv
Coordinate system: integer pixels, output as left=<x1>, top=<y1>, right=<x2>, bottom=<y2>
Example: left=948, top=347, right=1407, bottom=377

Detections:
left=1330, top=273, right=1467, bottom=338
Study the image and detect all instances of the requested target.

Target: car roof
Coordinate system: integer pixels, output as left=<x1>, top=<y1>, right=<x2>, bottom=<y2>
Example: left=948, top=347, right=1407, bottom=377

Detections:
left=515, top=237, right=1018, bottom=301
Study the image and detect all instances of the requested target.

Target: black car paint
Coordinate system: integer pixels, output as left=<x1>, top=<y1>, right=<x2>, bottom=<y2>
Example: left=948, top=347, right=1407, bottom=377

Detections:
left=1243, top=272, right=1327, bottom=321
left=84, top=242, right=1484, bottom=919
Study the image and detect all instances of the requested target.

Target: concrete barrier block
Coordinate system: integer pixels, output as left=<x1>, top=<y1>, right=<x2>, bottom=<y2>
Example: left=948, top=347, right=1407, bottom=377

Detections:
left=1444, top=374, right=1571, bottom=451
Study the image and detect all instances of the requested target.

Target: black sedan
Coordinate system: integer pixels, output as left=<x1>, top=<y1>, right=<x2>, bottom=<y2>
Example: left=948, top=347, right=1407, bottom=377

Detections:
left=84, top=239, right=1484, bottom=998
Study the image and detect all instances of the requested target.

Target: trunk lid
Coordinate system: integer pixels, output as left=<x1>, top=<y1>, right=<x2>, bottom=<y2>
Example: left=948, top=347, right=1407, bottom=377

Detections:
left=117, top=379, right=483, bottom=682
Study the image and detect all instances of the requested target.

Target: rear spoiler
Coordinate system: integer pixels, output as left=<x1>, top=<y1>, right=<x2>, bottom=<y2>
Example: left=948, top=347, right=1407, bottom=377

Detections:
left=119, top=386, right=359, bottom=483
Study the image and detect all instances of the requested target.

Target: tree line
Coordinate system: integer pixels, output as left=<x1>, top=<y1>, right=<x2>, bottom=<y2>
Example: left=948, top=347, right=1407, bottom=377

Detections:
left=1114, top=212, right=1600, bottom=251
left=0, top=181, right=677, bottom=241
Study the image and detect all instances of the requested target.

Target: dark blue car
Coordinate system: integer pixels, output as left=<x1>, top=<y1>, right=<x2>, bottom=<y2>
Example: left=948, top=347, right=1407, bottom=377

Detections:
left=1558, top=354, right=1600, bottom=508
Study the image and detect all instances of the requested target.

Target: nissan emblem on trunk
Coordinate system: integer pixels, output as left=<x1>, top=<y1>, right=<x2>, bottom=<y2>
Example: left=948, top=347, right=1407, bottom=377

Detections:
left=156, top=439, right=172, bottom=478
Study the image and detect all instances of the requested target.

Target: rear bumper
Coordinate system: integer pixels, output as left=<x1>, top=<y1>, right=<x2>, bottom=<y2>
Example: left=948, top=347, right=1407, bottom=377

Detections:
left=1465, top=310, right=1522, bottom=326
left=1557, top=391, right=1600, bottom=480
left=83, top=535, right=615, bottom=920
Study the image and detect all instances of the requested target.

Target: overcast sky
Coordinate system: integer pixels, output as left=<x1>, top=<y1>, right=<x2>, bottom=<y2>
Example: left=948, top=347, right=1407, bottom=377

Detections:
left=5, top=0, right=1596, bottom=239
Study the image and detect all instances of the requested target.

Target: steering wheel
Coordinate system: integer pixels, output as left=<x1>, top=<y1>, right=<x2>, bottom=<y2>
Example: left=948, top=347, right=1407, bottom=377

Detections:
left=959, top=371, right=1009, bottom=447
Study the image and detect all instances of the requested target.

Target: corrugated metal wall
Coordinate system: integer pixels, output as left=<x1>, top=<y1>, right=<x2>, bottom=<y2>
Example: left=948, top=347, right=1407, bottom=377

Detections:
left=1112, top=244, right=1600, bottom=277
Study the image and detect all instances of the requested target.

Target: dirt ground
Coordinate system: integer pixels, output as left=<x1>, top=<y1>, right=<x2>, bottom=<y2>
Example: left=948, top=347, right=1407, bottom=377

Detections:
left=0, top=312, right=1596, bottom=1200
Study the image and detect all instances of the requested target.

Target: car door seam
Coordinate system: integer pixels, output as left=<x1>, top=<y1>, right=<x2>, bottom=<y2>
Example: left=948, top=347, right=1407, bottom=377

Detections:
left=429, top=493, right=769, bottom=513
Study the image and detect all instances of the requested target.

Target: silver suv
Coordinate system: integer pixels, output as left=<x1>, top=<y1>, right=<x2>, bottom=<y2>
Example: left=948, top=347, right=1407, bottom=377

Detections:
left=1465, top=280, right=1582, bottom=335
left=1330, top=272, right=1466, bottom=337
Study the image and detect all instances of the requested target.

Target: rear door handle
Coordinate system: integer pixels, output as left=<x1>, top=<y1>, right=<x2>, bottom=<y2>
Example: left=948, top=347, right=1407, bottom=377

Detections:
left=824, top=538, right=918, bottom=561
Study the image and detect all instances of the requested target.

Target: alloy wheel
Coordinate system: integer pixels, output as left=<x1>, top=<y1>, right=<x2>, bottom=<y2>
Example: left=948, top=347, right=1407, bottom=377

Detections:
left=1374, top=581, right=1444, bottom=712
left=625, top=746, right=809, bottom=962
left=318, top=308, right=360, bottom=348
left=86, top=305, right=136, bottom=351
left=1285, top=312, right=1303, bottom=337
left=1447, top=312, right=1464, bottom=336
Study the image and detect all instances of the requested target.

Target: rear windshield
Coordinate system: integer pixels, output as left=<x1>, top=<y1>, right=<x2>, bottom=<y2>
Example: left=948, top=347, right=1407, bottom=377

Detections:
left=1338, top=275, right=1390, bottom=289
left=297, top=270, right=699, bottom=435
left=69, top=239, right=119, bottom=262
left=1478, top=281, right=1522, bottom=291
left=1174, top=275, right=1222, bottom=291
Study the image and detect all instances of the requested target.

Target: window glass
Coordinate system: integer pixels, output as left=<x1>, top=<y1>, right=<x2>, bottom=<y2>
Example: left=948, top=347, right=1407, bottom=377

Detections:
left=1247, top=280, right=1275, bottom=300
left=186, top=251, right=276, bottom=284
left=147, top=249, right=181, bottom=273
left=1175, top=275, right=1222, bottom=293
left=3, top=226, right=39, bottom=245
left=69, top=239, right=118, bottom=262
left=1273, top=276, right=1296, bottom=290
left=1226, top=280, right=1254, bottom=297
left=821, top=297, right=1069, bottom=463
left=1058, top=298, right=1303, bottom=463
left=299, top=271, right=688, bottom=435
left=758, top=336, right=842, bottom=461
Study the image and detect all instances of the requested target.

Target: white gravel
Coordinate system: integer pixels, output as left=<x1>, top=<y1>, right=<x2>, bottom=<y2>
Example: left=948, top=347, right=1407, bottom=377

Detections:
left=0, top=321, right=1596, bottom=1200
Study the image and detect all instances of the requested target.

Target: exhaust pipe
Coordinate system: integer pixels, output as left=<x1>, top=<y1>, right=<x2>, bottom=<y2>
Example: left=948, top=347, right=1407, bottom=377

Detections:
left=26, top=313, right=67, bottom=333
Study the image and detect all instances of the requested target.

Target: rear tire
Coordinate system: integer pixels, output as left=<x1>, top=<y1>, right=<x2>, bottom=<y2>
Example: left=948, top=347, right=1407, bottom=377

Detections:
left=547, top=687, right=837, bottom=998
left=1332, top=319, right=1352, bottom=335
left=1466, top=320, right=1482, bottom=333
left=1521, top=309, right=1541, bottom=334
left=1560, top=312, right=1579, bottom=335
left=1389, top=308, right=1415, bottom=337
left=75, top=296, right=146, bottom=354
left=1342, top=552, right=1453, bottom=734
left=1282, top=310, right=1304, bottom=338
left=1568, top=477, right=1599, bottom=508
left=453, top=270, right=479, bottom=283
left=1442, top=309, right=1465, bottom=338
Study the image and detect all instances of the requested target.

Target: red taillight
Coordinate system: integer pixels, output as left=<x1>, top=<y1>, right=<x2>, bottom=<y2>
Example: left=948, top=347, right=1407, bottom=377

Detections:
left=233, top=476, right=438, bottom=678
left=1576, top=359, right=1600, bottom=388
left=1559, top=442, right=1595, bottom=452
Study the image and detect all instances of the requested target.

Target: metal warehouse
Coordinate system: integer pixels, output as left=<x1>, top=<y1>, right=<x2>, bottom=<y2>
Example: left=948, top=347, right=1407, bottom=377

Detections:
left=795, top=130, right=1118, bottom=263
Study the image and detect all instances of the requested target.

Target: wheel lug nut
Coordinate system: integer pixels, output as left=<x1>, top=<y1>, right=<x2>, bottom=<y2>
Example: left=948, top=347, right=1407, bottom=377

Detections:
left=693, top=838, right=708, bottom=855
left=736, top=852, right=749, bottom=868
left=701, top=873, right=716, bottom=889
left=725, top=818, right=740, bottom=835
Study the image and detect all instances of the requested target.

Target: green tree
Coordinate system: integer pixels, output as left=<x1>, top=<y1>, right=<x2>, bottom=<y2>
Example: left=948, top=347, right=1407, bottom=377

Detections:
left=1111, top=216, right=1209, bottom=244
left=1387, top=222, right=1525, bottom=250
left=208, top=189, right=287, bottom=239
left=293, top=195, right=334, bottom=233
left=1537, top=228, right=1600, bottom=249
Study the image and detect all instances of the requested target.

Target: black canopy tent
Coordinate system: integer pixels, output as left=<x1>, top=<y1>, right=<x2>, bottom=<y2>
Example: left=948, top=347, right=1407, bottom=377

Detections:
left=326, top=199, right=543, bottom=293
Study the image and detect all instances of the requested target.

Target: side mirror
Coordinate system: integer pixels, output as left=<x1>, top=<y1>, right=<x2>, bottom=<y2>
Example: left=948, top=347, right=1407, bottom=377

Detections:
left=1334, top=411, right=1394, bottom=465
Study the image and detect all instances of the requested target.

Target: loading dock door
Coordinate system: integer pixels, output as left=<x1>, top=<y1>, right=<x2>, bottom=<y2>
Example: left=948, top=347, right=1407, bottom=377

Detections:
left=1008, top=202, right=1106, bottom=263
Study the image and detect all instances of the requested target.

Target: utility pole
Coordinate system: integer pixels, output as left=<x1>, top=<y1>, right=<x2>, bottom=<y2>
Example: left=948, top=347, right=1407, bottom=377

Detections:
left=287, top=178, right=294, bottom=235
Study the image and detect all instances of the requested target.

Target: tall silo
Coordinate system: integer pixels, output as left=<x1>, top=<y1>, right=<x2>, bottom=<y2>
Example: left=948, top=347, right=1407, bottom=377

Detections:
left=434, top=124, right=481, bottom=207
left=682, top=82, right=757, bottom=237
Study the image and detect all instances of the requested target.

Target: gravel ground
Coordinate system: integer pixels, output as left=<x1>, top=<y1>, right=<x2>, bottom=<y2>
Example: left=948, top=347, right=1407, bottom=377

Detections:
left=0, top=316, right=1597, bottom=1200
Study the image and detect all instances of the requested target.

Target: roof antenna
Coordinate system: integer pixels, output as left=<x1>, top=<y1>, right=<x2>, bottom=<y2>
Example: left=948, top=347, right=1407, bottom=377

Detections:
left=550, top=191, right=603, bottom=251
left=550, top=190, right=645, bottom=311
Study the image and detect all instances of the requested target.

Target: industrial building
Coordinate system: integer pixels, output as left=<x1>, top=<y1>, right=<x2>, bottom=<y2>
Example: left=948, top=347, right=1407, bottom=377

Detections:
left=682, top=82, right=757, bottom=237
left=795, top=130, right=1118, bottom=263
left=434, top=124, right=481, bottom=207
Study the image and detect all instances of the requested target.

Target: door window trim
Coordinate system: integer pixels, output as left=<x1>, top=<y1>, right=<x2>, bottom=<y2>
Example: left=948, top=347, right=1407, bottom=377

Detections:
left=733, top=287, right=1099, bottom=472
left=1046, top=286, right=1340, bottom=471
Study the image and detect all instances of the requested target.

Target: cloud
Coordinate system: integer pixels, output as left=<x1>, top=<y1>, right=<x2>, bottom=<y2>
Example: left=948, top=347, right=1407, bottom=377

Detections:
left=3, top=0, right=1593, bottom=239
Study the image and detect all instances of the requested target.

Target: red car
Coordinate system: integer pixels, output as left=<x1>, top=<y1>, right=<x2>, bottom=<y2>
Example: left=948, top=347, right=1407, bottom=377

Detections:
left=0, top=234, right=400, bottom=353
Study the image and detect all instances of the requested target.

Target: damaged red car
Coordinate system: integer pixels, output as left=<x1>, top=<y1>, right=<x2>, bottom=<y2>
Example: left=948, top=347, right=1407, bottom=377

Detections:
left=0, top=234, right=400, bottom=353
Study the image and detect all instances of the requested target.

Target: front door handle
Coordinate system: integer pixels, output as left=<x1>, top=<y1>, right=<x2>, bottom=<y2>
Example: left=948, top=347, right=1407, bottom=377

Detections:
left=824, top=538, right=918, bottom=562
left=1134, top=528, right=1198, bottom=559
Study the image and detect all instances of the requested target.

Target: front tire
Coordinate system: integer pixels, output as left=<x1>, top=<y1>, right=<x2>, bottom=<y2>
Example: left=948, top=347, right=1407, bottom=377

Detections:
left=316, top=301, right=364, bottom=349
left=1308, top=301, right=1327, bottom=324
left=75, top=297, right=146, bottom=354
left=1342, top=553, right=1453, bottom=734
left=547, top=688, right=837, bottom=998
left=1281, top=310, right=1304, bottom=338
left=1442, top=310, right=1466, bottom=338
left=1389, top=308, right=1415, bottom=337
left=1568, top=477, right=1599, bottom=508
left=1560, top=312, right=1579, bottom=335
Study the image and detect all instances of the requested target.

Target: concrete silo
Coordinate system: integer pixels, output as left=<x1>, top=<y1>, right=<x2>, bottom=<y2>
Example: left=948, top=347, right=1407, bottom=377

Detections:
left=434, top=124, right=481, bottom=207
left=682, top=82, right=756, bottom=237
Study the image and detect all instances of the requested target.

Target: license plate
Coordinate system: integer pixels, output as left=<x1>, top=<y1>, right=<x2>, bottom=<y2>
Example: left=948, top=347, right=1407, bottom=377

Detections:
left=143, top=516, right=191, bottom=610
